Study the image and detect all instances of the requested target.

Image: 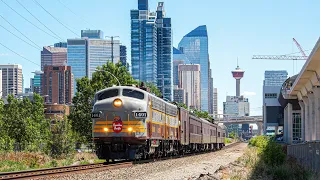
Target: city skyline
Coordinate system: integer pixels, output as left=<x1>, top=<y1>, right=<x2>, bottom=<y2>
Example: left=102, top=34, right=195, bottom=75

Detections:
left=0, top=0, right=319, bottom=115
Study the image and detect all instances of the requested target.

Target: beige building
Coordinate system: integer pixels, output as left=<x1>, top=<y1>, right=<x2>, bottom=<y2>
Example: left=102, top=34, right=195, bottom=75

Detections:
left=0, top=64, right=23, bottom=97
left=178, top=64, right=201, bottom=110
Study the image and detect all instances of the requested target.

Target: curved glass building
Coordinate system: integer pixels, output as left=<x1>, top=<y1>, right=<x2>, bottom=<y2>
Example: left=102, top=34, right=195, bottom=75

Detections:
left=178, top=25, right=209, bottom=111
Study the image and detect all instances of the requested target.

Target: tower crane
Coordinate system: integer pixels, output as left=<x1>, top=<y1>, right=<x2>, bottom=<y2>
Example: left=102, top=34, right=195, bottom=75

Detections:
left=252, top=38, right=309, bottom=60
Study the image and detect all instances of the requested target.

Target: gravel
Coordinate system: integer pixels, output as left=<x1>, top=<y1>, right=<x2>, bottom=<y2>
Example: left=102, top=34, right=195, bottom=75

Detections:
left=45, top=143, right=247, bottom=180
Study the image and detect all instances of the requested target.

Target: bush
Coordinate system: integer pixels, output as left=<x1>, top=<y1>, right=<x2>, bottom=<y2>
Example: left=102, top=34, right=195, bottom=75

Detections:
left=249, top=136, right=286, bottom=166
left=225, top=138, right=232, bottom=144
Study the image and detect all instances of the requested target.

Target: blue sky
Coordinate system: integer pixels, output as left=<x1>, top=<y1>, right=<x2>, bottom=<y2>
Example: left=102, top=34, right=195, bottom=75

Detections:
left=0, top=0, right=319, bottom=116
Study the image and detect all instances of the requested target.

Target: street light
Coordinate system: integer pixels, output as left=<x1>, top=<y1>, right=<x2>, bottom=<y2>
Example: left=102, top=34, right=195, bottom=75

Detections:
left=96, top=70, right=121, bottom=86
left=105, top=36, right=120, bottom=63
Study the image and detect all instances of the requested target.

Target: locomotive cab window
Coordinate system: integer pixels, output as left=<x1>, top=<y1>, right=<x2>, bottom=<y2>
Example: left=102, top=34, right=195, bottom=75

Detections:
left=97, top=89, right=119, bottom=100
left=122, top=89, right=145, bottom=100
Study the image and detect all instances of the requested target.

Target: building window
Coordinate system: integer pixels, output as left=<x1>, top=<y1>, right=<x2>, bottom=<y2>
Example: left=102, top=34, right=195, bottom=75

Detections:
left=292, top=113, right=301, bottom=142
left=265, top=93, right=277, bottom=98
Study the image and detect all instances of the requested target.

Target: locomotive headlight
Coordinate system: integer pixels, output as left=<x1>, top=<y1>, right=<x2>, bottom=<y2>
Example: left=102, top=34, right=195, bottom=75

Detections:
left=103, top=128, right=109, bottom=132
left=113, top=99, right=122, bottom=107
left=128, top=127, right=133, bottom=132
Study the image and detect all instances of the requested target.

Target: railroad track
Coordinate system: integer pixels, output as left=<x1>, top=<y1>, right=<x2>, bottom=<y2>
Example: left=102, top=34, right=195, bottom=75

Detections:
left=0, top=162, right=132, bottom=180
left=0, top=142, right=240, bottom=179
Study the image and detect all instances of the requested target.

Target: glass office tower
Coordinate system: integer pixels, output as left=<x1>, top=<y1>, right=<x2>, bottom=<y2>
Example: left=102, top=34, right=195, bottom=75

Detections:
left=178, top=25, right=209, bottom=111
left=131, top=0, right=173, bottom=100
left=67, top=39, right=87, bottom=94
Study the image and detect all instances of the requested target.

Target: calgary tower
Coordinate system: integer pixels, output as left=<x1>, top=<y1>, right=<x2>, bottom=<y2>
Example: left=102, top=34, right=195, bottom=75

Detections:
left=231, top=59, right=245, bottom=97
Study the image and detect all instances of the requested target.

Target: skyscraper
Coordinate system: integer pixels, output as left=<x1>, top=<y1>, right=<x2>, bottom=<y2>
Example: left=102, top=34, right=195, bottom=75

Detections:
left=131, top=0, right=173, bottom=100
left=31, top=71, right=42, bottom=95
left=178, top=64, right=201, bottom=110
left=120, top=45, right=127, bottom=66
left=173, top=47, right=190, bottom=86
left=87, top=39, right=120, bottom=79
left=208, top=62, right=214, bottom=114
left=213, top=88, right=218, bottom=118
left=41, top=46, right=67, bottom=71
left=42, top=66, right=73, bottom=104
left=67, top=39, right=87, bottom=94
left=0, top=64, right=23, bottom=96
left=178, top=25, right=209, bottom=111
left=81, top=30, right=103, bottom=39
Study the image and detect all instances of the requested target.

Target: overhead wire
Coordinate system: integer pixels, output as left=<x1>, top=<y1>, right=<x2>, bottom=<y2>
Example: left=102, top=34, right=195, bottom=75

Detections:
left=15, top=0, right=64, bottom=41
left=0, top=14, right=42, bottom=49
left=58, top=0, right=96, bottom=29
left=32, top=0, right=79, bottom=37
left=0, top=0, right=61, bottom=41
left=0, top=23, right=41, bottom=50
left=0, top=42, right=40, bottom=67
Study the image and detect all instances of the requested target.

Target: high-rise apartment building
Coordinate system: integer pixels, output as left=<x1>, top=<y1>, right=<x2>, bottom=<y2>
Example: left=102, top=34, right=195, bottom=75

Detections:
left=41, top=46, right=67, bottom=71
left=213, top=88, right=218, bottom=118
left=0, top=64, right=23, bottom=96
left=178, top=25, right=210, bottom=111
left=42, top=66, right=73, bottom=104
left=81, top=30, right=103, bottom=39
left=131, top=0, right=173, bottom=100
left=178, top=64, right=201, bottom=110
left=263, top=70, right=288, bottom=135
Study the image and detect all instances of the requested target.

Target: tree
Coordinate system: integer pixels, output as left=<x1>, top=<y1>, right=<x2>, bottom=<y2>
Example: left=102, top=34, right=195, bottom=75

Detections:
left=69, top=62, right=138, bottom=142
left=49, top=117, right=76, bottom=158
left=176, top=103, right=188, bottom=109
left=145, top=82, right=162, bottom=97
left=0, top=99, right=14, bottom=151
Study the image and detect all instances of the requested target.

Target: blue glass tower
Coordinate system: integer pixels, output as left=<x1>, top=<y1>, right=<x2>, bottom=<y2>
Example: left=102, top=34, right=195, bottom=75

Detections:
left=67, top=39, right=87, bottom=94
left=131, top=0, right=173, bottom=100
left=131, top=1, right=157, bottom=85
left=178, top=25, right=209, bottom=111
left=156, top=2, right=173, bottom=100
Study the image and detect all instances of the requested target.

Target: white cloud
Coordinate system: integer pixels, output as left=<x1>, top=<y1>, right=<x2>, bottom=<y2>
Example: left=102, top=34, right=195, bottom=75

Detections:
left=0, top=53, right=9, bottom=56
left=242, top=91, right=256, bottom=96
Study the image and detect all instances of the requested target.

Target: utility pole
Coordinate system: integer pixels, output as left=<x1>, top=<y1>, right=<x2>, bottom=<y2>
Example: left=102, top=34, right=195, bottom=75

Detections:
left=105, top=36, right=120, bottom=63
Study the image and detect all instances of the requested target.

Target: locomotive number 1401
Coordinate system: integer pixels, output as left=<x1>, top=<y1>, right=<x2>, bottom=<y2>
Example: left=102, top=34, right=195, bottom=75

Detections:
left=134, top=111, right=147, bottom=119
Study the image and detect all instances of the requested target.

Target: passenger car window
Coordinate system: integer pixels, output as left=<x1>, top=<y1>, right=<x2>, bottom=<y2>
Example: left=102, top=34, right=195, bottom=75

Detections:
left=122, top=89, right=145, bottom=100
left=97, top=89, right=119, bottom=100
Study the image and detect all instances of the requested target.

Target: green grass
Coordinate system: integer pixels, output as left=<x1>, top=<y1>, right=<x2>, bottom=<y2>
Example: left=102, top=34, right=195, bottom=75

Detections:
left=0, top=151, right=103, bottom=172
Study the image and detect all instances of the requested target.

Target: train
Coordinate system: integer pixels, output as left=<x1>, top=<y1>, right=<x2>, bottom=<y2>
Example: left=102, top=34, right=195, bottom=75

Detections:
left=91, top=85, right=226, bottom=161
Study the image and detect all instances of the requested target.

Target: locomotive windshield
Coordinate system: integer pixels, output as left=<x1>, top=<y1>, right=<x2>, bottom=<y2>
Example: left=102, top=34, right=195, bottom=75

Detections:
left=122, top=89, right=145, bottom=100
left=97, top=89, right=119, bottom=100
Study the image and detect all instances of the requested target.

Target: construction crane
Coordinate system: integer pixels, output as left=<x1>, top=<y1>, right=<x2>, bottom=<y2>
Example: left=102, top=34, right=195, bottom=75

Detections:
left=252, top=38, right=309, bottom=60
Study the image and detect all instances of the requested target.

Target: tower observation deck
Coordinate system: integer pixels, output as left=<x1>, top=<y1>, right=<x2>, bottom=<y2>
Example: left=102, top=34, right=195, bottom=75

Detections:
left=232, top=61, right=245, bottom=96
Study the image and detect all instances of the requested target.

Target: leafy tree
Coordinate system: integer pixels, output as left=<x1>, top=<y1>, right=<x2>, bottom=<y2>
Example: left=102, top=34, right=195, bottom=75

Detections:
left=145, top=82, right=162, bottom=97
left=0, top=99, right=14, bottom=151
left=49, top=117, right=76, bottom=158
left=229, top=131, right=236, bottom=139
left=176, top=103, right=188, bottom=109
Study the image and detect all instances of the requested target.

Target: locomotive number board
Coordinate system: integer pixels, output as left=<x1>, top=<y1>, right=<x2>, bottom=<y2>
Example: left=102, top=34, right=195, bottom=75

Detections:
left=91, top=112, right=101, bottom=118
left=134, top=111, right=147, bottom=119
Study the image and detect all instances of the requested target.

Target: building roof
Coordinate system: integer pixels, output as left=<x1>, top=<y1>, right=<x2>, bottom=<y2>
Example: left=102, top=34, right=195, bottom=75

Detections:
left=289, top=37, right=320, bottom=96
left=184, top=25, right=208, bottom=37
left=43, top=46, right=67, bottom=53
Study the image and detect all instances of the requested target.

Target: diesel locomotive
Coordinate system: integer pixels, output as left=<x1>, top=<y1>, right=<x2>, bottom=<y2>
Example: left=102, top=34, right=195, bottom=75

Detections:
left=91, top=85, right=226, bottom=161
